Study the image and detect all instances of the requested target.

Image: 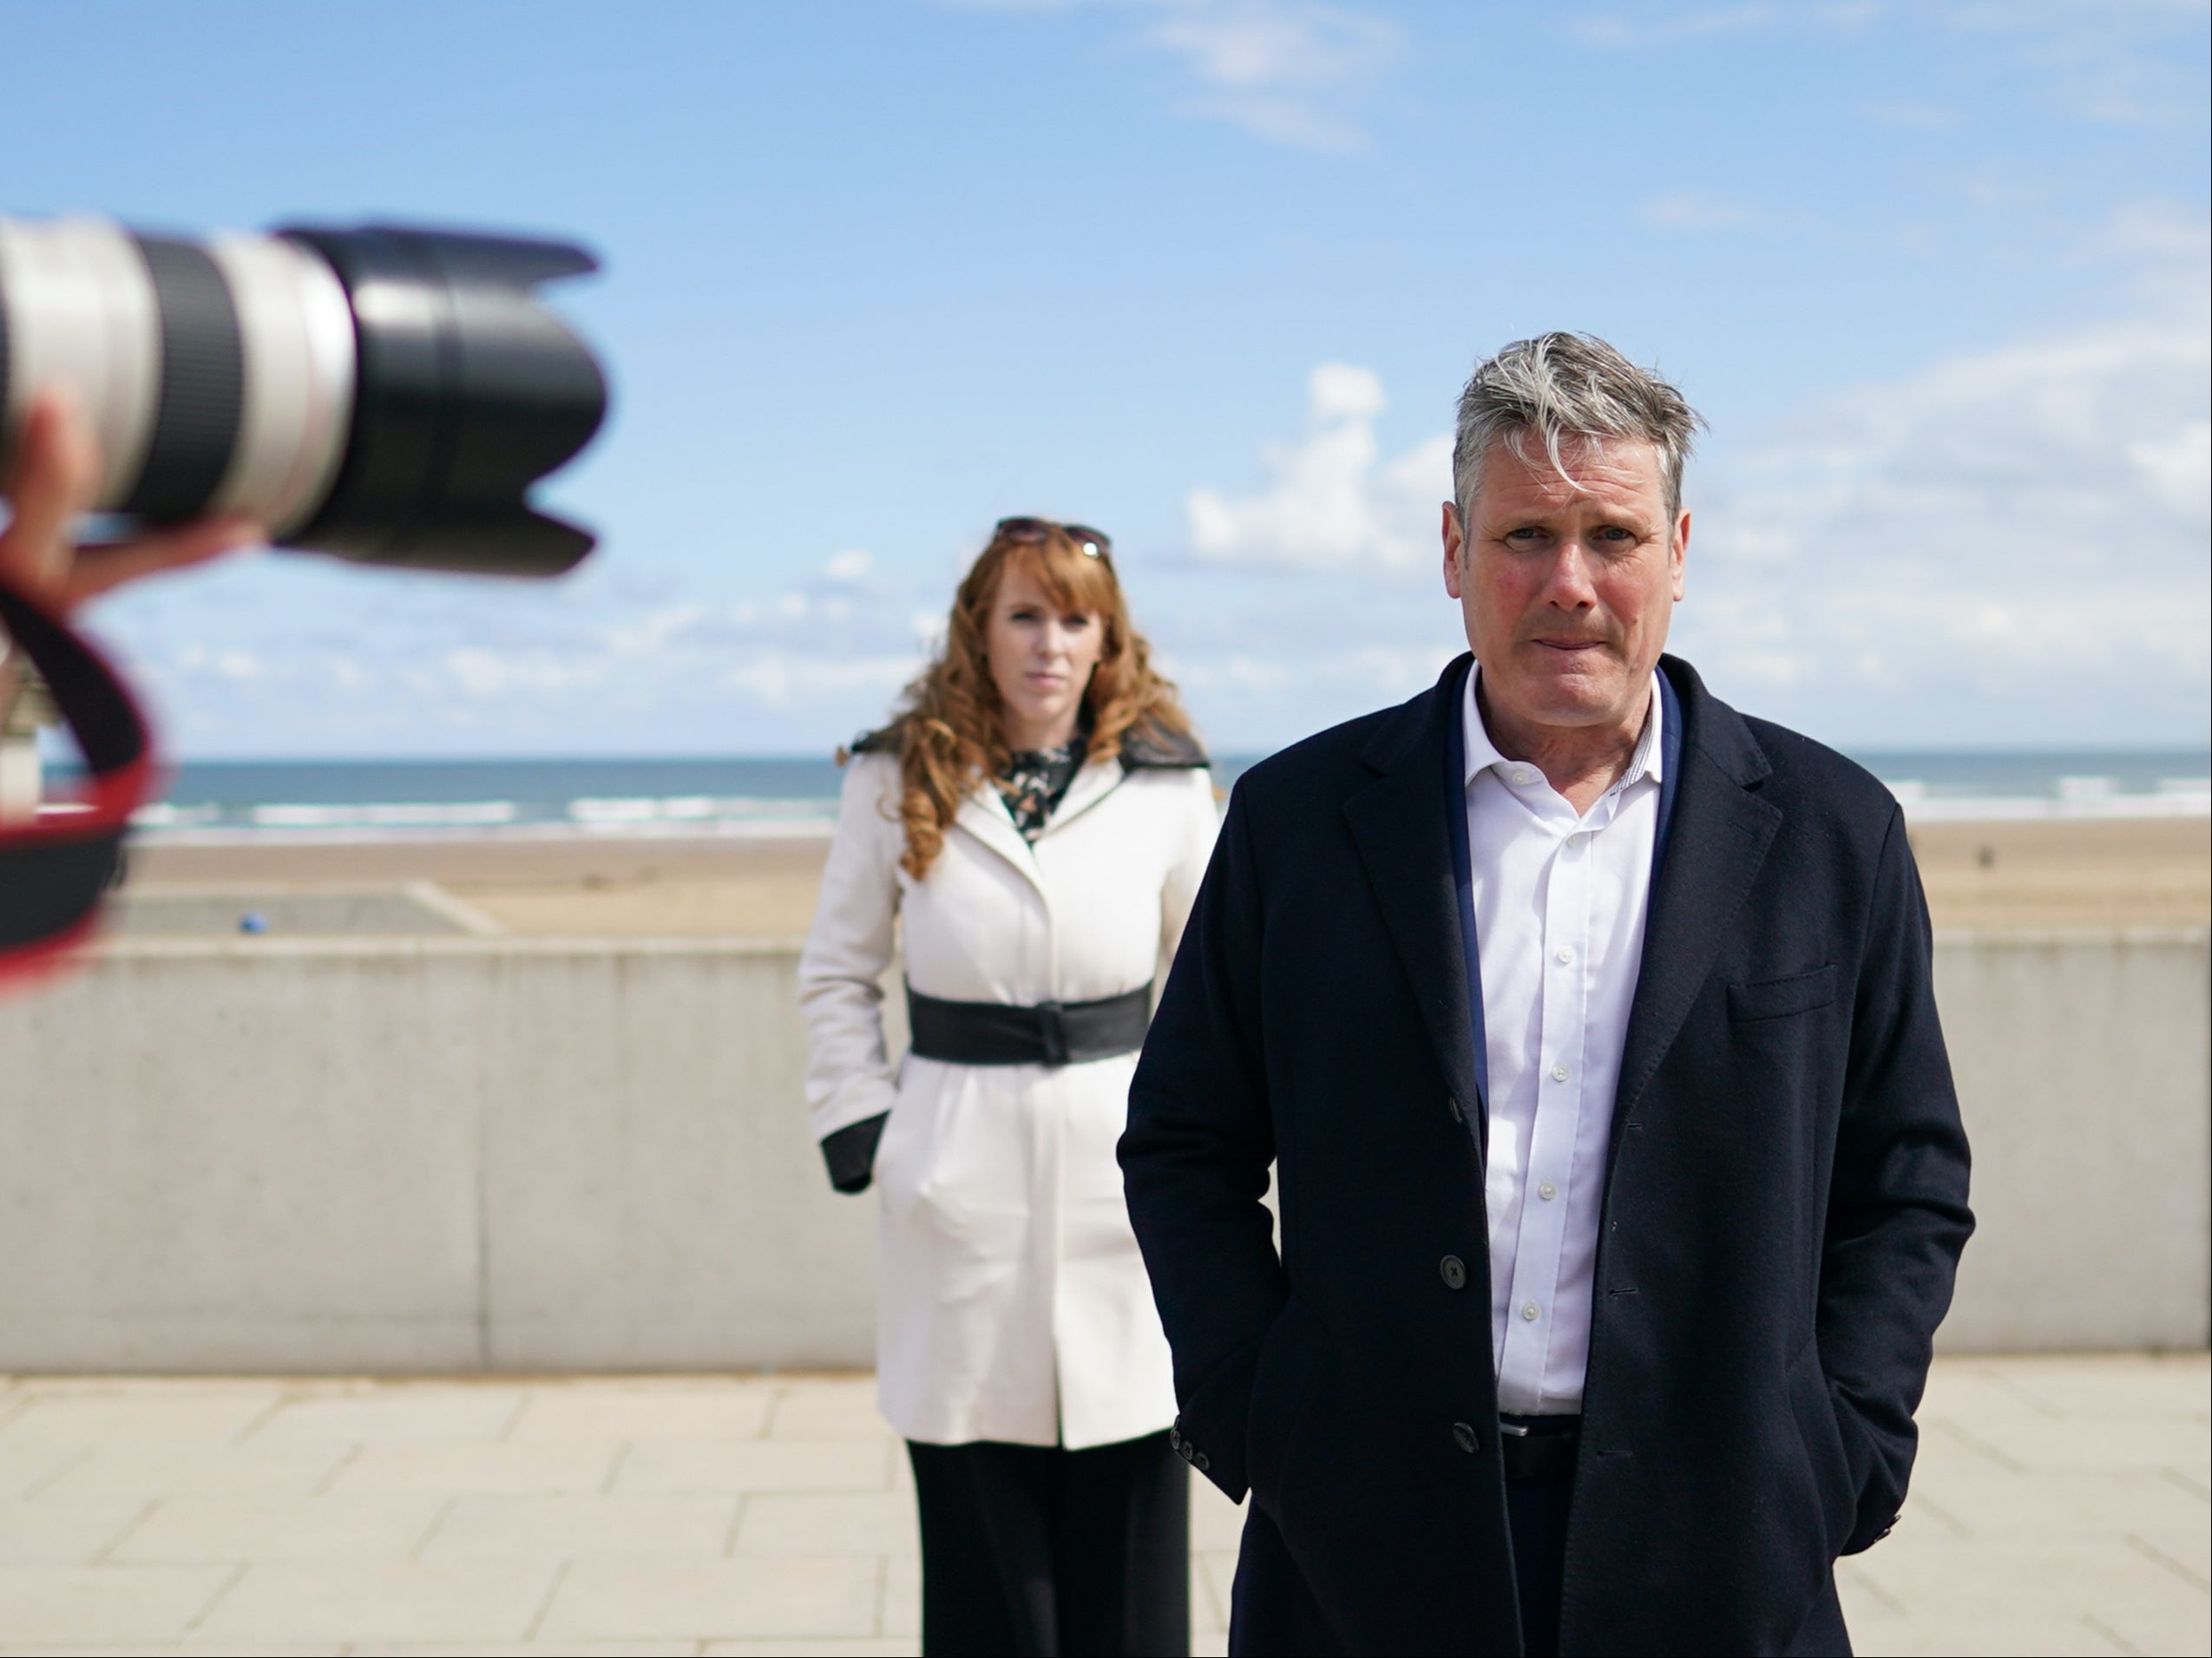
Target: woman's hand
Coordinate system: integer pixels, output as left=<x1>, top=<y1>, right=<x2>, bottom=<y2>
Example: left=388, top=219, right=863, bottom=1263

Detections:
left=1, top=388, right=262, bottom=616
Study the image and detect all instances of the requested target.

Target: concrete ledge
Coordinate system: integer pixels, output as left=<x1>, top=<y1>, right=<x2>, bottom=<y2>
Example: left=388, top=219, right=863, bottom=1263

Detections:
left=0, top=929, right=2201, bottom=1370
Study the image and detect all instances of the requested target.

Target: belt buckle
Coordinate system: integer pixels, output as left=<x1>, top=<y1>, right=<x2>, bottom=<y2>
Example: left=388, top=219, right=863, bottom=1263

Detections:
left=1034, top=1000, right=1069, bottom=1065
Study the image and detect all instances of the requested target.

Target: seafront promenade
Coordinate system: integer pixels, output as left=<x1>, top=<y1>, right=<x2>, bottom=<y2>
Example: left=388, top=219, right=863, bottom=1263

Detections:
left=0, top=819, right=2200, bottom=1651
left=0, top=1355, right=2202, bottom=1655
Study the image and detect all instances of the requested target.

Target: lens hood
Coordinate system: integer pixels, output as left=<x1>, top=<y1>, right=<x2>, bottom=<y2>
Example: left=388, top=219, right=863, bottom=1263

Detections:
left=279, top=226, right=608, bottom=576
left=0, top=216, right=610, bottom=579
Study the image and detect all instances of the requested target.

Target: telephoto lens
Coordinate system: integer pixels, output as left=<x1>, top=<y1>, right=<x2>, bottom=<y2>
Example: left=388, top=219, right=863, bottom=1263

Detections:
left=0, top=216, right=608, bottom=576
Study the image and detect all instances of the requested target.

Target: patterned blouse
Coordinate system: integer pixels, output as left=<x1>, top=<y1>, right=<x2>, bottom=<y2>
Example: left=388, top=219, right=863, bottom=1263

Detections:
left=997, top=737, right=1086, bottom=842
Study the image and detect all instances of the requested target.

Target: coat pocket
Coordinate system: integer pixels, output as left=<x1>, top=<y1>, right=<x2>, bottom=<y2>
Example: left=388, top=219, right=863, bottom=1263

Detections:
left=1246, top=1297, right=1325, bottom=1521
left=1786, top=1337, right=1859, bottom=1562
left=1730, top=964, right=1839, bottom=1023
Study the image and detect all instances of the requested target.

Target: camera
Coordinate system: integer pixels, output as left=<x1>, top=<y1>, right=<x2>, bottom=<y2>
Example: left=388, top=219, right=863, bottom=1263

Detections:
left=0, top=216, right=608, bottom=576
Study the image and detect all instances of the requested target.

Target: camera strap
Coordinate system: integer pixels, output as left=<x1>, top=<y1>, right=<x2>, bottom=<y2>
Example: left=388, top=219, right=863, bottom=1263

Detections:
left=0, top=573, right=155, bottom=989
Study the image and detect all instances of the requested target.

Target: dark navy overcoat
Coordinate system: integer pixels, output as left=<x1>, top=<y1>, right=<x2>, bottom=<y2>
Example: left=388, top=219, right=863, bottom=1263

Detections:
left=1119, top=654, right=1973, bottom=1655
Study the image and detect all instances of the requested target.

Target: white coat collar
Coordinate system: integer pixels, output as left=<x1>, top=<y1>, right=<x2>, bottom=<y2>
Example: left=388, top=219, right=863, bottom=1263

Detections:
left=1046, top=755, right=1126, bottom=833
left=953, top=787, right=1040, bottom=890
left=952, top=757, right=1127, bottom=895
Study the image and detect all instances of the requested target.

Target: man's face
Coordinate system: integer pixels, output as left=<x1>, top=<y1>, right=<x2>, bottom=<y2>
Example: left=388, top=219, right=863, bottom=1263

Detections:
left=1442, top=435, right=1688, bottom=738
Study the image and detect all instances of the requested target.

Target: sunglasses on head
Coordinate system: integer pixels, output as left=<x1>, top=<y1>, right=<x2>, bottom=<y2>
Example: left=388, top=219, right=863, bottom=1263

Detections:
left=995, top=517, right=1113, bottom=561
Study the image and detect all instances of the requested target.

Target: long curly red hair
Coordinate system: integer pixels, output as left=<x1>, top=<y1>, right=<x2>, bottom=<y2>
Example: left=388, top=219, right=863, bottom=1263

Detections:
left=852, top=521, right=1195, bottom=879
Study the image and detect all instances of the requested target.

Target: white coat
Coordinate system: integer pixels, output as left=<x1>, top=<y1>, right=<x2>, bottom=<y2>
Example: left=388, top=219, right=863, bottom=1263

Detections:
left=798, top=734, right=1218, bottom=1449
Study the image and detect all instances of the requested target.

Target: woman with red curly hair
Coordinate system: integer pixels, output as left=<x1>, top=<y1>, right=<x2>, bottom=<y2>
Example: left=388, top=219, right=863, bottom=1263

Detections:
left=798, top=517, right=1216, bottom=1655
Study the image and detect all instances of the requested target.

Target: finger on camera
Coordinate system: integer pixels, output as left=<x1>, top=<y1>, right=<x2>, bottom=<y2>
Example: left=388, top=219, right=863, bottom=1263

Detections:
left=69, top=517, right=264, bottom=606
left=0, top=389, right=105, bottom=588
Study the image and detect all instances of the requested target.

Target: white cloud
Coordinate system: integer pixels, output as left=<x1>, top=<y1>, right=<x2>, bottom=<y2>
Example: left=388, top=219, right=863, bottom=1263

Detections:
left=1678, top=303, right=2210, bottom=737
left=720, top=653, right=922, bottom=707
left=1948, top=0, right=2207, bottom=128
left=1170, top=269, right=2209, bottom=748
left=1575, top=3, right=1880, bottom=48
left=2072, top=198, right=2212, bottom=273
left=1638, top=191, right=1774, bottom=233
left=957, top=0, right=1399, bottom=151
left=1863, top=101, right=1966, bottom=129
left=1583, top=3, right=2204, bottom=130
left=1146, top=1, right=1393, bottom=87
left=1185, top=363, right=1450, bottom=570
left=2129, top=419, right=2210, bottom=514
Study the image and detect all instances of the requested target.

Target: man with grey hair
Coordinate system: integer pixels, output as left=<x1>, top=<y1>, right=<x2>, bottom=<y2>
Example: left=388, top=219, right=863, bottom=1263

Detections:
left=1122, top=332, right=1972, bottom=1655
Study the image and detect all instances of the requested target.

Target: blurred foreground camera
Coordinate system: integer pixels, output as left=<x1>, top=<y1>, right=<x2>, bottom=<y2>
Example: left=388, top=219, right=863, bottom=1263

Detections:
left=0, top=216, right=608, bottom=575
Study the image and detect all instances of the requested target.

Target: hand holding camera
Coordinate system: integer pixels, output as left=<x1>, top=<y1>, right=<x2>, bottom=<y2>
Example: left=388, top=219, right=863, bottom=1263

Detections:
left=0, top=213, right=613, bottom=980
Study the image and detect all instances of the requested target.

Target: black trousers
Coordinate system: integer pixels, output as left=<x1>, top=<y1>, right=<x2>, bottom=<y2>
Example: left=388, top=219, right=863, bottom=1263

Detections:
left=1506, top=1469, right=1572, bottom=1658
left=906, top=1432, right=1190, bottom=1657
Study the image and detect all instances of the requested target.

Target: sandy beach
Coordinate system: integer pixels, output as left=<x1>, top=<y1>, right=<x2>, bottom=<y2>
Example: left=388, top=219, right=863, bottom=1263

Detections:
left=122, top=816, right=2210, bottom=936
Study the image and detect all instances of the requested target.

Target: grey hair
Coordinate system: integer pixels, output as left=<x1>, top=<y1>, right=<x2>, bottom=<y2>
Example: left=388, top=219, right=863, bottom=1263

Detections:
left=1450, top=331, right=1705, bottom=525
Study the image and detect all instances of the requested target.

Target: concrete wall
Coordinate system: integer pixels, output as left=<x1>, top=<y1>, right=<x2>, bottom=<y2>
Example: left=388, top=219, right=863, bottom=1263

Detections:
left=0, top=928, right=2201, bottom=1371
left=1933, top=928, right=2209, bottom=1352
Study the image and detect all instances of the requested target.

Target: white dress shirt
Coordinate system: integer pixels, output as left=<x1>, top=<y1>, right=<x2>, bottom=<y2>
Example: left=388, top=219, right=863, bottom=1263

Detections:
left=1463, top=663, right=1664, bottom=1416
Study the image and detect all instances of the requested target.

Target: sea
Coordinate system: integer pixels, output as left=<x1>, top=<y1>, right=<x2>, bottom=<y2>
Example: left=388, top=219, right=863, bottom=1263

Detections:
left=103, top=750, right=2212, bottom=842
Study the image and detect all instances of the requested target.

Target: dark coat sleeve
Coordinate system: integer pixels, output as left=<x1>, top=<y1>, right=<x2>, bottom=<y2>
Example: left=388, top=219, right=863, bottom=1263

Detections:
left=1821, top=804, right=1975, bottom=1553
left=1119, top=781, right=1285, bottom=1501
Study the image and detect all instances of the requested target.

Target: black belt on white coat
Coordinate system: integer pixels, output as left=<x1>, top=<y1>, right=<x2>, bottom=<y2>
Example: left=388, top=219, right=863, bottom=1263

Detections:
left=904, top=981, right=1152, bottom=1067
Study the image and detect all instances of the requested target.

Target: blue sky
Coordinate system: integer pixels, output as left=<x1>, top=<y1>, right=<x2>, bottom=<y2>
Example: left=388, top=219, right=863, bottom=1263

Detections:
left=6, top=0, right=2206, bottom=757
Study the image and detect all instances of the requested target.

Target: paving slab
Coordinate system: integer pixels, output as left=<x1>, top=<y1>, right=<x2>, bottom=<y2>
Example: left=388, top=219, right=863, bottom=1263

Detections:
left=765, top=1379, right=890, bottom=1440
left=110, top=1491, right=448, bottom=1563
left=33, top=1441, right=352, bottom=1500
left=881, top=1550, right=918, bottom=1638
left=328, top=1441, right=625, bottom=1497
left=0, top=1389, right=282, bottom=1447
left=538, top=1555, right=883, bottom=1642
left=184, top=1559, right=556, bottom=1646
left=420, top=1493, right=742, bottom=1561
left=0, top=1561, right=237, bottom=1646
left=733, top=1490, right=919, bottom=1557
left=0, top=1494, right=150, bottom=1563
left=701, top=1642, right=922, bottom=1657
left=505, top=1381, right=776, bottom=1443
left=244, top=1386, right=526, bottom=1450
left=615, top=1436, right=894, bottom=1496
left=0, top=1357, right=2196, bottom=1656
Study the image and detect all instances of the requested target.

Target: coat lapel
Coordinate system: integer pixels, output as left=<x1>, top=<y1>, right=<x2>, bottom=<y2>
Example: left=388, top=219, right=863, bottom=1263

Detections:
left=1342, top=659, right=1484, bottom=1126
left=953, top=758, right=1126, bottom=901
left=1611, top=658, right=1782, bottom=1131
left=954, top=787, right=1050, bottom=901
left=1045, top=757, right=1126, bottom=834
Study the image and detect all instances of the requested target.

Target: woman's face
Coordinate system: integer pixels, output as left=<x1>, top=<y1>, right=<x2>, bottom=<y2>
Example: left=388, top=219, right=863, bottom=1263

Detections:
left=986, top=562, right=1105, bottom=751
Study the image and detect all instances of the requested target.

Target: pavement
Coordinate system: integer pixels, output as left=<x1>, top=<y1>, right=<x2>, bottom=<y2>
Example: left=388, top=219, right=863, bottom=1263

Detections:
left=0, top=1353, right=2199, bottom=1656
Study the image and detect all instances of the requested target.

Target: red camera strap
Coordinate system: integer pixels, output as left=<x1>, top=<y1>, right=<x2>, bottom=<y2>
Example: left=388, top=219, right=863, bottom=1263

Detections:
left=0, top=574, right=157, bottom=989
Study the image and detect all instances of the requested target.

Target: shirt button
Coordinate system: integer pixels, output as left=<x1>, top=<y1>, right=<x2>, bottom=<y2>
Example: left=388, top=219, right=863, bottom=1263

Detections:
left=1440, top=1255, right=1467, bottom=1290
left=1539, top=1182, right=1559, bottom=1201
left=1521, top=1301, right=1540, bottom=1321
left=1551, top=1062, right=1570, bottom=1083
left=1510, top=768, right=1535, bottom=786
left=1555, top=946, right=1574, bottom=965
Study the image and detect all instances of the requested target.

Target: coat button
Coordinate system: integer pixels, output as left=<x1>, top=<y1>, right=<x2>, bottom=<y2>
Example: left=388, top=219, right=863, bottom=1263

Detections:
left=1192, top=1450, right=1211, bottom=1472
left=1452, top=1421, right=1481, bottom=1454
left=1439, top=1255, right=1467, bottom=1290
left=1168, top=1428, right=1183, bottom=1452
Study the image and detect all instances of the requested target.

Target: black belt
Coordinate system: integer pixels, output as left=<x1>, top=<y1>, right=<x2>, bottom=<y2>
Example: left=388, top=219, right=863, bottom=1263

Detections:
left=905, top=982, right=1152, bottom=1067
left=1500, top=1414, right=1580, bottom=1482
